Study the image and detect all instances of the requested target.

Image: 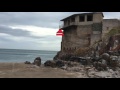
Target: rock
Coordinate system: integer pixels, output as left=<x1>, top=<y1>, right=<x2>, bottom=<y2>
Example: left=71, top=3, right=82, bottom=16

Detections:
left=108, top=51, right=114, bottom=55
left=101, top=53, right=110, bottom=61
left=55, top=60, right=65, bottom=68
left=70, top=56, right=81, bottom=62
left=86, top=57, right=92, bottom=65
left=24, top=61, right=31, bottom=64
left=110, top=56, right=119, bottom=68
left=44, top=60, right=56, bottom=68
left=67, top=61, right=80, bottom=67
left=101, top=59, right=107, bottom=65
left=101, top=59, right=107, bottom=70
left=60, top=65, right=67, bottom=70
left=93, top=61, right=98, bottom=69
left=93, top=60, right=107, bottom=71
left=58, top=54, right=73, bottom=61
left=92, top=56, right=101, bottom=62
left=110, top=56, right=118, bottom=61
left=97, top=62, right=103, bottom=71
left=33, top=57, right=41, bottom=66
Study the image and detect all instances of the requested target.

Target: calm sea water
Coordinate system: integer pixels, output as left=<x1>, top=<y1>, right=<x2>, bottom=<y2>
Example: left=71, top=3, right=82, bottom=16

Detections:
left=0, top=49, right=58, bottom=64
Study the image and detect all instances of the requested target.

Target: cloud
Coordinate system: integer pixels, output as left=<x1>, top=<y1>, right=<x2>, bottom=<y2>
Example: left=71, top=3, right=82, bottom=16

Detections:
left=0, top=12, right=119, bottom=28
left=0, top=12, right=69, bottom=28
left=103, top=12, right=120, bottom=19
left=0, top=12, right=120, bottom=50
left=0, top=25, right=46, bottom=38
left=0, top=24, right=62, bottom=50
left=0, top=12, right=88, bottom=28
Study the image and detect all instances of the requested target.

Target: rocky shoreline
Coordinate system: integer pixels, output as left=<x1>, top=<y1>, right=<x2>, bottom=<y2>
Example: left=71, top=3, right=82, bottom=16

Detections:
left=24, top=50, right=120, bottom=78
left=23, top=28, right=120, bottom=78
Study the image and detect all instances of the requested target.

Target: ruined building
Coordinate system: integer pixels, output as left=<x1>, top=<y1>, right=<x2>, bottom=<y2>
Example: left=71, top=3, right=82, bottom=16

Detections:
left=58, top=12, right=120, bottom=54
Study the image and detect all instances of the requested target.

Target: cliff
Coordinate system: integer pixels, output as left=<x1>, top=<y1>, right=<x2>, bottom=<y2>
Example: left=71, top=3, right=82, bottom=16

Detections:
left=54, top=27, right=120, bottom=60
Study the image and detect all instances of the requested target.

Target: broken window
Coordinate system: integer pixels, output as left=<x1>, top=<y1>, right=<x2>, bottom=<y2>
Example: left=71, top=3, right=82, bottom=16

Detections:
left=68, top=20, right=70, bottom=25
left=87, top=15, right=93, bottom=21
left=79, top=15, right=85, bottom=22
left=64, top=20, right=67, bottom=26
left=71, top=17, right=75, bottom=22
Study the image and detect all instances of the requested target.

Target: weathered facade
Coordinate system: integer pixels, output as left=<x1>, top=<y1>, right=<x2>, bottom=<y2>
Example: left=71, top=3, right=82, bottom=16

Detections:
left=102, top=19, right=120, bottom=38
left=54, top=12, right=120, bottom=60
left=60, top=12, right=104, bottom=54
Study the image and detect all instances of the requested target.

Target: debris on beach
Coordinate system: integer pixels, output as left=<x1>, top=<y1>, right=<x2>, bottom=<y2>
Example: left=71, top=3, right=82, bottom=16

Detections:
left=33, top=57, right=41, bottom=66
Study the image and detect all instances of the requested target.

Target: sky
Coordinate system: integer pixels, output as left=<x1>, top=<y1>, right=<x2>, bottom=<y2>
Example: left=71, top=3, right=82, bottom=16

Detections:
left=0, top=12, right=120, bottom=51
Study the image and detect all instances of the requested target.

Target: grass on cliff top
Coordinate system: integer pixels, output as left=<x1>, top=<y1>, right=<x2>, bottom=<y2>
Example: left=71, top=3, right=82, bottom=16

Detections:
left=74, top=27, right=120, bottom=56
left=106, top=27, right=120, bottom=37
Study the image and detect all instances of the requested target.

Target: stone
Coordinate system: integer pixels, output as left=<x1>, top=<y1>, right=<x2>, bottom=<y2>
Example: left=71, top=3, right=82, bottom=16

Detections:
left=55, top=60, right=65, bottom=68
left=110, top=56, right=119, bottom=68
left=93, top=60, right=107, bottom=71
left=24, top=61, right=31, bottom=64
left=110, top=56, right=118, bottom=61
left=86, top=57, right=92, bottom=65
left=67, top=61, right=80, bottom=67
left=33, top=57, right=41, bottom=66
left=60, top=65, right=67, bottom=70
left=70, top=56, right=81, bottom=62
left=108, top=51, right=114, bottom=55
left=101, top=53, right=110, bottom=61
left=101, top=59, right=107, bottom=70
left=44, top=60, right=56, bottom=68
left=92, top=56, right=101, bottom=62
left=101, top=59, right=107, bottom=65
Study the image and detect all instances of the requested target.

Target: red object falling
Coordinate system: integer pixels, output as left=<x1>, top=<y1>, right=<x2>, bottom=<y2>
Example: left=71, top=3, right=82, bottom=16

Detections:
left=56, top=29, right=64, bottom=36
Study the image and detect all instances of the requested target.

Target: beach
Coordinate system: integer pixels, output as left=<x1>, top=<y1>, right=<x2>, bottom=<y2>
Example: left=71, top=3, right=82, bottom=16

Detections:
left=0, top=63, right=80, bottom=78
left=0, top=62, right=120, bottom=78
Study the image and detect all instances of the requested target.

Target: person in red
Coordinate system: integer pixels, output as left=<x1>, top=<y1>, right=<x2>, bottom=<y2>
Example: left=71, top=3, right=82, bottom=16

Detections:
left=56, top=29, right=64, bottom=36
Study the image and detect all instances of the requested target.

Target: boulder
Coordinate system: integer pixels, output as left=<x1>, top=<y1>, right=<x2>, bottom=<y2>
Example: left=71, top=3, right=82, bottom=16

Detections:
left=69, top=56, right=82, bottom=62
left=93, top=61, right=98, bottom=69
left=86, top=57, right=92, bottom=65
left=110, top=56, right=119, bottom=68
left=33, top=57, right=41, bottom=66
left=93, top=60, right=107, bottom=71
left=44, top=60, right=56, bottom=68
left=101, top=59, right=107, bottom=70
left=108, top=51, right=114, bottom=55
left=24, top=61, right=31, bottom=64
left=55, top=60, right=65, bottom=68
left=67, top=61, right=80, bottom=67
left=92, top=56, right=101, bottom=62
left=110, top=56, right=118, bottom=61
left=101, top=53, right=110, bottom=61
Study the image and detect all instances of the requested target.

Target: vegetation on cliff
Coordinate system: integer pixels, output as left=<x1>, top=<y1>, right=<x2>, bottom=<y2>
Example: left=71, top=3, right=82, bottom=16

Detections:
left=106, top=27, right=120, bottom=37
left=74, top=27, right=120, bottom=56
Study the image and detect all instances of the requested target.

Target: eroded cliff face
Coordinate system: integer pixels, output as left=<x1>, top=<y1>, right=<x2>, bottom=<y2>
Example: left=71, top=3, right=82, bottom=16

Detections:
left=54, top=34, right=120, bottom=61
left=57, top=22, right=103, bottom=58
left=61, top=26, right=93, bottom=55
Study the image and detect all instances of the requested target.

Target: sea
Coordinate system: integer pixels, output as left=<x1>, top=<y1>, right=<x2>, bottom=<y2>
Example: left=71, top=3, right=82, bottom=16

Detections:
left=0, top=49, right=58, bottom=64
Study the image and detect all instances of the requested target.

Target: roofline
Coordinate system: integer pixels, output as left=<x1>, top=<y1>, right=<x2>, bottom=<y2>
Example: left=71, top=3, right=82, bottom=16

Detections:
left=103, top=19, right=119, bottom=20
left=60, top=12, right=104, bottom=21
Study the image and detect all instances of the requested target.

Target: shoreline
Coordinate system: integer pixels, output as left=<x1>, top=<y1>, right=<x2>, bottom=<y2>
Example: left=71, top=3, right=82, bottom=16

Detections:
left=0, top=62, right=120, bottom=78
left=0, top=62, right=79, bottom=78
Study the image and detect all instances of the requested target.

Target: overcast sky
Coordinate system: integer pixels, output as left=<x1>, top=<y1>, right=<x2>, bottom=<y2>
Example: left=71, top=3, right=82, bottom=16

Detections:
left=0, top=12, right=120, bottom=51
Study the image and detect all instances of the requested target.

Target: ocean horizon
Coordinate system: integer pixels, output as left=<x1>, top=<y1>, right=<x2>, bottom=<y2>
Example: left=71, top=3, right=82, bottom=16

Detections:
left=0, top=48, right=58, bottom=64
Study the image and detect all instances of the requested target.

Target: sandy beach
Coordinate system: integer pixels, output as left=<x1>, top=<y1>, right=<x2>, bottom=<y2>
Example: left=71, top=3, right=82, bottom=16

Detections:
left=0, top=63, right=80, bottom=78
left=0, top=62, right=120, bottom=78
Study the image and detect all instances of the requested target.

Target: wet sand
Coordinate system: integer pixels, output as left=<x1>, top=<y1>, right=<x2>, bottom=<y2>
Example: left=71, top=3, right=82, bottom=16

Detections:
left=0, top=63, right=79, bottom=78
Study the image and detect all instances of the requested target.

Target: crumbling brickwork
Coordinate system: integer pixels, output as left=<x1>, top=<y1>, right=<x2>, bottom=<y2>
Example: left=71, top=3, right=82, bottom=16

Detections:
left=57, top=12, right=120, bottom=57
left=102, top=19, right=120, bottom=38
